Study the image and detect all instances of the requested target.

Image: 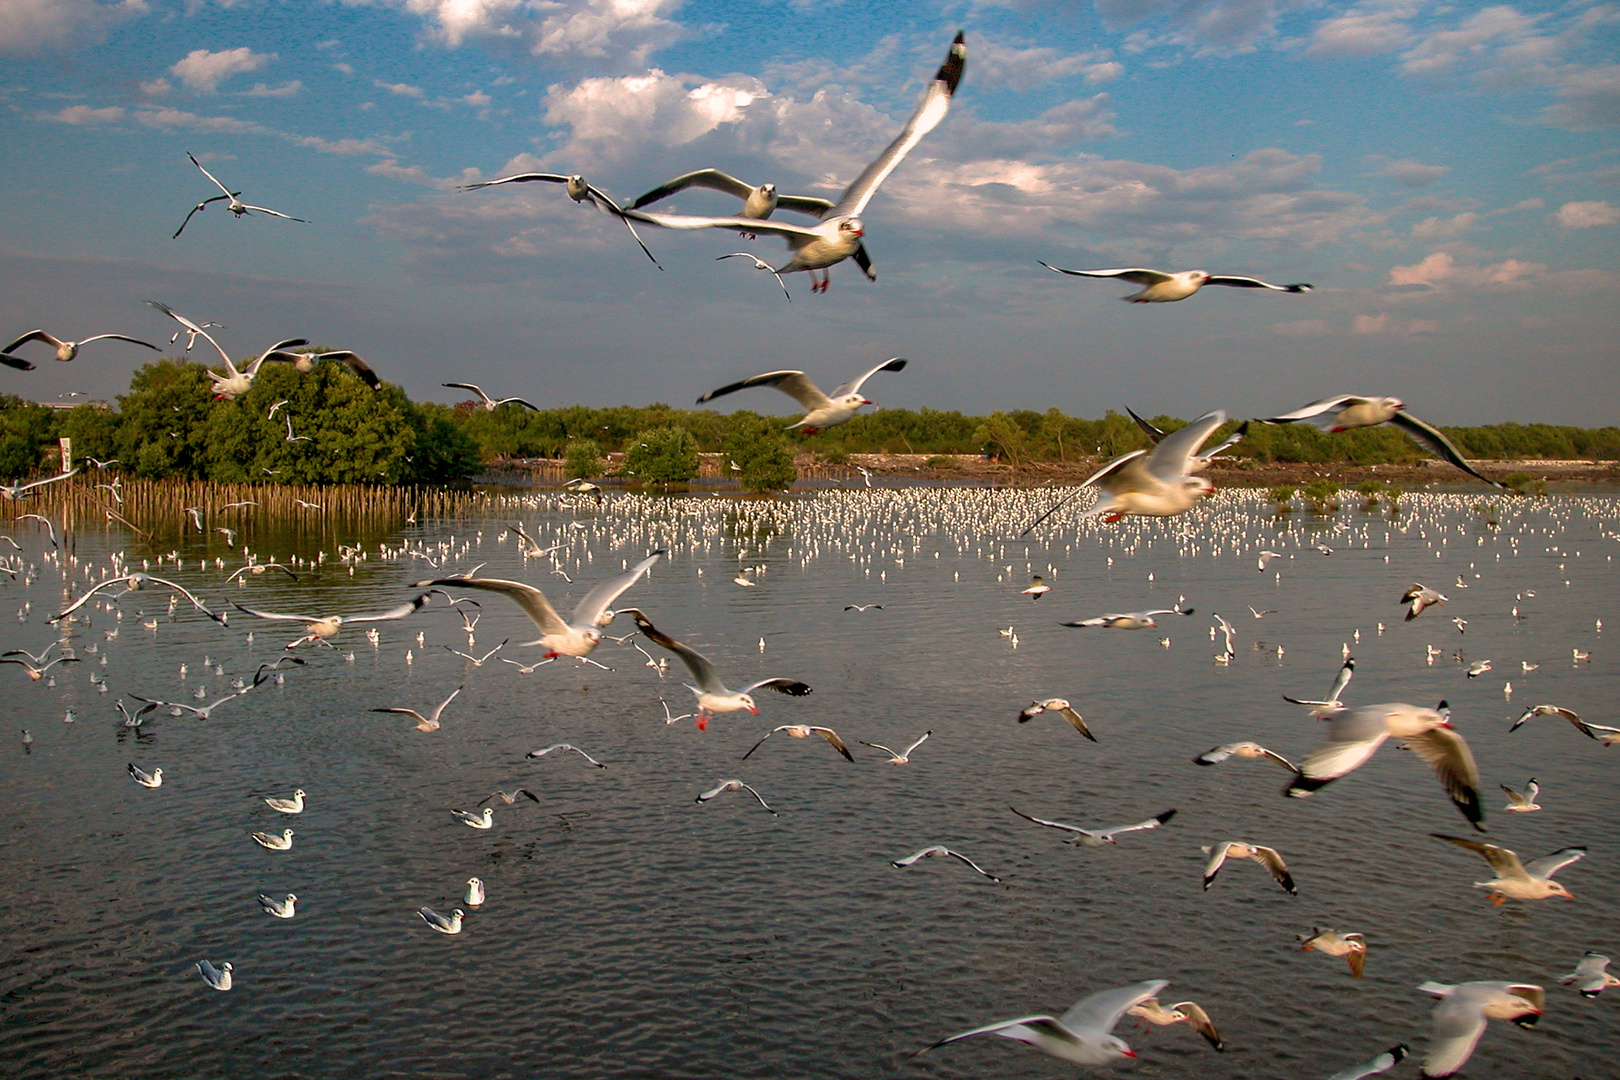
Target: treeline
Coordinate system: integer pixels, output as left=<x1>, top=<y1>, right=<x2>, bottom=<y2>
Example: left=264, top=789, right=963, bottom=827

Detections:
left=1, top=359, right=1616, bottom=489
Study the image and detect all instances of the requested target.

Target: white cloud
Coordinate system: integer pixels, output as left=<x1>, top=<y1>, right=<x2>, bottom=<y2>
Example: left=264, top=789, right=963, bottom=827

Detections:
left=1398, top=6, right=1548, bottom=80
left=387, top=0, right=684, bottom=64
left=132, top=106, right=267, bottom=133
left=239, top=80, right=301, bottom=98
left=1553, top=200, right=1620, bottom=228
left=463, top=90, right=491, bottom=107
left=1409, top=211, right=1478, bottom=241
left=291, top=133, right=394, bottom=156
left=1388, top=251, right=1545, bottom=291
left=1353, top=312, right=1438, bottom=334
left=1096, top=0, right=1290, bottom=55
left=171, top=46, right=273, bottom=93
left=1367, top=155, right=1449, bottom=187
left=41, top=103, right=127, bottom=124
left=1540, top=65, right=1620, bottom=130
left=1305, top=2, right=1416, bottom=58
left=969, top=39, right=1123, bottom=92
left=0, top=0, right=146, bottom=56
left=375, top=79, right=424, bottom=97
left=541, top=70, right=764, bottom=163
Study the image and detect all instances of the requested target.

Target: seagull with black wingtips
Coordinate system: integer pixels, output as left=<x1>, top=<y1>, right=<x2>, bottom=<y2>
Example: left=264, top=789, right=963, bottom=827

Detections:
left=695, top=358, right=906, bottom=434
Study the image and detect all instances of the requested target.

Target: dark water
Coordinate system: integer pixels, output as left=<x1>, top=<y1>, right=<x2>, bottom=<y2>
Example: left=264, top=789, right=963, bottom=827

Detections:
left=1, top=489, right=1615, bottom=1079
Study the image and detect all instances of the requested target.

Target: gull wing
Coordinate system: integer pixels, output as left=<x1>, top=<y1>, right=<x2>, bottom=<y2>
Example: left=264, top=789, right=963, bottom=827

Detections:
left=619, top=609, right=725, bottom=694
left=621, top=207, right=822, bottom=242
left=1387, top=410, right=1504, bottom=488
left=416, top=577, right=568, bottom=636
left=346, top=594, right=432, bottom=624
left=187, top=152, right=235, bottom=198
left=830, top=32, right=965, bottom=218
left=922, top=1014, right=1064, bottom=1052
left=1287, top=705, right=1393, bottom=793
left=1424, top=992, right=1489, bottom=1080
left=697, top=371, right=832, bottom=413
left=851, top=240, right=877, bottom=281
left=1196, top=420, right=1248, bottom=461
left=1099, top=808, right=1177, bottom=839
left=77, top=333, right=160, bottom=352
left=459, top=172, right=568, bottom=192
left=628, top=168, right=755, bottom=208
left=738, top=677, right=814, bottom=697
left=1060, top=979, right=1171, bottom=1037
left=144, top=301, right=231, bottom=365
left=1168, top=1001, right=1223, bottom=1050
left=232, top=603, right=322, bottom=625
left=1261, top=395, right=1362, bottom=424
left=1144, top=411, right=1226, bottom=483
left=1018, top=450, right=1148, bottom=536
left=1250, top=845, right=1297, bottom=893
left=1204, top=274, right=1311, bottom=292
left=776, top=193, right=836, bottom=217
left=317, top=351, right=380, bottom=388
left=1523, top=845, right=1586, bottom=880
left=1053, top=703, right=1096, bottom=740
left=1126, top=406, right=1167, bottom=440
left=811, top=726, right=854, bottom=761
left=173, top=196, right=230, bottom=238
left=1325, top=658, right=1355, bottom=703
left=12, top=468, right=80, bottom=494
left=3, top=329, right=60, bottom=354
left=1401, top=725, right=1484, bottom=828
left=830, top=356, right=907, bottom=399
left=0, top=352, right=35, bottom=371
left=1009, top=805, right=1087, bottom=835
left=240, top=204, right=308, bottom=223
left=1431, top=835, right=1530, bottom=881
left=1040, top=263, right=1172, bottom=285
left=568, top=549, right=666, bottom=628
left=1510, top=705, right=1592, bottom=736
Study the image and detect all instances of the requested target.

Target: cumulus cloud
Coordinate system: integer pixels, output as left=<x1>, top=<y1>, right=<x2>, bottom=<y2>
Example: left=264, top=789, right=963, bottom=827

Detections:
left=1409, top=211, right=1478, bottom=241
left=1304, top=2, right=1416, bottom=58
left=239, top=80, right=301, bottom=98
left=1098, top=0, right=1290, bottom=54
left=41, top=103, right=127, bottom=124
left=131, top=106, right=266, bottom=134
left=969, top=39, right=1123, bottom=92
left=171, top=46, right=273, bottom=93
left=386, top=0, right=684, bottom=65
left=1367, top=155, right=1449, bottom=187
left=1540, top=65, right=1620, bottom=130
left=540, top=69, right=765, bottom=165
left=1553, top=200, right=1620, bottom=228
left=1388, top=251, right=1544, bottom=291
left=0, top=0, right=146, bottom=56
left=375, top=79, right=424, bottom=97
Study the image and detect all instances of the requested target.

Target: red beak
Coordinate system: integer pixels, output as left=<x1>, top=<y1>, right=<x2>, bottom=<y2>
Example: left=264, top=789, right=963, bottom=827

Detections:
left=747, top=705, right=759, bottom=715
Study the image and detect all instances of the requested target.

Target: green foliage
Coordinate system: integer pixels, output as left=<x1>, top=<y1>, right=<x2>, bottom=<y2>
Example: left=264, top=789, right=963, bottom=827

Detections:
left=623, top=426, right=700, bottom=483
left=1268, top=484, right=1296, bottom=506
left=973, top=411, right=1032, bottom=466
left=115, top=360, right=216, bottom=479
left=722, top=412, right=797, bottom=493
left=1502, top=472, right=1547, bottom=497
left=564, top=439, right=604, bottom=479
left=924, top=455, right=955, bottom=468
left=1302, top=479, right=1341, bottom=513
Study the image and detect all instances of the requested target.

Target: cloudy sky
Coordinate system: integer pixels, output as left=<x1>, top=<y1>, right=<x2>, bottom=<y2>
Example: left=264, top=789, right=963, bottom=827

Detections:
left=3, top=0, right=1616, bottom=425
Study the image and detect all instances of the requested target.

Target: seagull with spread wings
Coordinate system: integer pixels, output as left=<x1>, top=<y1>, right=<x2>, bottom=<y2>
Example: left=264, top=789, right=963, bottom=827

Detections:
left=1261, top=396, right=1504, bottom=488
left=0, top=467, right=79, bottom=501
left=2, top=328, right=159, bottom=367
left=441, top=382, right=540, bottom=412
left=233, top=593, right=431, bottom=648
left=695, top=358, right=906, bottom=434
left=263, top=347, right=381, bottom=389
left=1010, top=806, right=1176, bottom=848
left=1430, top=834, right=1585, bottom=902
left=742, top=724, right=854, bottom=763
left=174, top=152, right=308, bottom=238
left=52, top=571, right=223, bottom=624
left=458, top=172, right=660, bottom=266
left=618, top=608, right=811, bottom=729
left=1039, top=261, right=1311, bottom=302
left=623, top=33, right=965, bottom=293
left=1416, top=981, right=1543, bottom=1078
left=918, top=979, right=1167, bottom=1065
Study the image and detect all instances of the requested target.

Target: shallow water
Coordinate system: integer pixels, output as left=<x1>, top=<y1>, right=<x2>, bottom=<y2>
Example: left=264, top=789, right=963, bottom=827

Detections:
left=0, top=488, right=1615, bottom=1079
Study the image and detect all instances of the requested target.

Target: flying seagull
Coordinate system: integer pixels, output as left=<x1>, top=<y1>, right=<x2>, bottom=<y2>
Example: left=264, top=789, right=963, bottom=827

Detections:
left=1416, top=981, right=1543, bottom=1078
left=1201, top=841, right=1297, bottom=894
left=917, top=978, right=1167, bottom=1065
left=441, top=382, right=540, bottom=412
left=1017, top=698, right=1096, bottom=741
left=232, top=593, right=431, bottom=648
left=2, top=328, right=159, bottom=365
left=175, top=151, right=307, bottom=237
left=623, top=32, right=966, bottom=293
left=629, top=169, right=834, bottom=222
left=1261, top=396, right=1504, bottom=488
left=617, top=608, right=811, bottom=729
left=458, top=172, right=660, bottom=267
left=890, top=846, right=1000, bottom=881
left=1430, top=834, right=1584, bottom=903
left=1009, top=806, right=1176, bottom=847
left=742, top=724, right=854, bottom=762
left=695, top=358, right=906, bottom=434
left=372, top=685, right=464, bottom=732
left=1039, top=262, right=1311, bottom=302
left=263, top=348, right=381, bottom=389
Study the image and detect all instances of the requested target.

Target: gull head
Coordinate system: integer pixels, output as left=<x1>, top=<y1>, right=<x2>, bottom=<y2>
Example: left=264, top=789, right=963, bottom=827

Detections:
left=1099, top=1036, right=1136, bottom=1060
left=565, top=175, right=588, bottom=201
left=739, top=693, right=759, bottom=714
left=760, top=183, right=776, bottom=197
left=838, top=217, right=864, bottom=238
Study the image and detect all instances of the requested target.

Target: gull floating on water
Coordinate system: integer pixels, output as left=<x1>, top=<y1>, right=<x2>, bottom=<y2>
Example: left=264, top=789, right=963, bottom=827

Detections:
left=918, top=978, right=1167, bottom=1065
left=264, top=788, right=306, bottom=814
left=859, top=729, right=931, bottom=763
left=417, top=906, right=464, bottom=934
left=620, top=608, right=810, bottom=729
left=451, top=807, right=494, bottom=830
left=891, top=846, right=999, bottom=881
left=1430, top=834, right=1584, bottom=903
left=695, top=779, right=777, bottom=815
left=1202, top=841, right=1297, bottom=894
left=128, top=762, right=162, bottom=788
left=742, top=724, right=853, bottom=762
left=1039, top=262, right=1310, bottom=302
left=465, top=878, right=485, bottom=907
left=1560, top=952, right=1619, bottom=997
left=1262, top=396, right=1504, bottom=488
left=695, top=359, right=906, bottom=434
left=196, top=959, right=233, bottom=991
left=1417, top=980, right=1543, bottom=1078
left=1010, top=806, right=1176, bottom=847
left=624, top=33, right=965, bottom=293
left=252, top=828, right=293, bottom=850
left=1300, top=928, right=1368, bottom=978
left=257, top=892, right=296, bottom=919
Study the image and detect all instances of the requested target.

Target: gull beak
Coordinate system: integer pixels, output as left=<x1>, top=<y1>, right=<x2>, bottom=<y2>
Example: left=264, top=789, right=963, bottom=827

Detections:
left=1121, top=1049, right=1137, bottom=1058
left=748, top=705, right=759, bottom=715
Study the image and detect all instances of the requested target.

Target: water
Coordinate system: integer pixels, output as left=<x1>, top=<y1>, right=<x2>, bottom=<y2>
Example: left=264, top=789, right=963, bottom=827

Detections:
left=1, top=488, right=1615, bottom=1079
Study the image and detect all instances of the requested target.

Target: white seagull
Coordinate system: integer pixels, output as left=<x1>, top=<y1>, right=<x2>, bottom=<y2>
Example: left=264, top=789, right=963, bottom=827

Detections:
left=417, top=906, right=465, bottom=935
left=373, top=684, right=463, bottom=733
left=1287, top=701, right=1484, bottom=830
left=263, top=347, right=381, bottom=389
left=918, top=979, right=1167, bottom=1065
left=441, top=382, right=540, bottom=412
left=1282, top=657, right=1355, bottom=710
left=695, top=358, right=906, bottom=434
left=1509, top=704, right=1620, bottom=744
left=451, top=807, right=494, bottom=830
left=263, top=788, right=306, bottom=814
left=1501, top=778, right=1541, bottom=812
left=1401, top=584, right=1450, bottom=620
left=2, top=328, right=159, bottom=365
left=526, top=744, right=606, bottom=768
left=695, top=779, right=777, bottom=815
left=858, top=729, right=931, bottom=764
left=196, top=959, right=234, bottom=991
left=1416, top=981, right=1543, bottom=1078
left=1560, top=952, right=1619, bottom=997
left=1017, top=698, right=1096, bottom=741
left=890, top=846, right=999, bottom=882
left=232, top=593, right=430, bottom=648
left=1263, top=396, right=1504, bottom=488
left=623, top=33, right=965, bottom=293
left=619, top=608, right=811, bottom=730
left=1193, top=742, right=1296, bottom=771
left=418, top=550, right=664, bottom=661
left=1039, top=262, right=1310, bottom=302
left=252, top=828, right=294, bottom=850
left=1202, top=841, right=1297, bottom=894
left=1023, top=411, right=1228, bottom=532
left=629, top=169, right=834, bottom=222
left=0, top=469, right=80, bottom=502
left=1061, top=607, right=1191, bottom=630
left=257, top=892, right=297, bottom=919
left=1430, top=834, right=1584, bottom=903
left=175, top=152, right=307, bottom=237
left=742, top=725, right=854, bottom=762
left=458, top=172, right=660, bottom=266
left=1300, top=928, right=1368, bottom=978
left=127, top=762, right=163, bottom=788
left=1327, top=1044, right=1408, bottom=1080
left=1123, top=997, right=1224, bottom=1051
left=1010, top=806, right=1176, bottom=848
left=464, top=878, right=486, bottom=907
left=478, top=788, right=540, bottom=806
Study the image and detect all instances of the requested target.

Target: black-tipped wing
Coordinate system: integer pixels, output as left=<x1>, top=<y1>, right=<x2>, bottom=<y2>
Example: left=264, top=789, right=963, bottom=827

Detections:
left=628, top=169, right=754, bottom=209
left=1387, top=411, right=1504, bottom=488
left=1040, top=263, right=1171, bottom=285
left=1204, top=275, right=1311, bottom=292
left=830, top=357, right=906, bottom=399
left=697, top=370, right=831, bottom=412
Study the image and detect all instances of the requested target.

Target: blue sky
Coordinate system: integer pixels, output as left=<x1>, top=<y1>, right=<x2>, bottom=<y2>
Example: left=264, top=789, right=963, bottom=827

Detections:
left=2, top=0, right=1616, bottom=425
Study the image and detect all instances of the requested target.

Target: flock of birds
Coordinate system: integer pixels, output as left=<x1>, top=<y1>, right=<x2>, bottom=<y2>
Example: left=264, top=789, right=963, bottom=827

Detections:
left=3, top=480, right=1613, bottom=1077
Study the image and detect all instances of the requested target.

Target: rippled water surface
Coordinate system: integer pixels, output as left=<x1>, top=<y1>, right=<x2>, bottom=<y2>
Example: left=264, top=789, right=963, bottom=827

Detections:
left=1, top=487, right=1616, bottom=1079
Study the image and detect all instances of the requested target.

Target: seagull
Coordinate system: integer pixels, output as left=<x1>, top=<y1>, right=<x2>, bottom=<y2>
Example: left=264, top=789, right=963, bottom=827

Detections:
left=715, top=253, right=794, bottom=300
left=458, top=171, right=661, bottom=266
left=1201, top=841, right=1297, bottom=894
left=1300, top=928, right=1368, bottom=978
left=441, top=382, right=540, bottom=412
left=174, top=152, right=307, bottom=237
left=443, top=639, right=507, bottom=667
left=1039, top=262, right=1311, bottom=302
left=890, top=846, right=1000, bottom=882
left=127, top=762, right=163, bottom=788
left=2, top=654, right=80, bottom=681
left=1257, top=551, right=1284, bottom=572
left=1282, top=657, right=1355, bottom=710
left=694, top=358, right=906, bottom=434
left=196, top=959, right=234, bottom=991
left=2, top=328, right=159, bottom=365
left=1287, top=701, right=1484, bottom=829
left=1124, top=997, right=1224, bottom=1051
left=417, top=550, right=664, bottom=660
left=500, top=657, right=556, bottom=675
left=451, top=807, right=494, bottom=829
left=618, top=608, right=810, bottom=730
left=1431, top=834, right=1584, bottom=902
left=628, top=169, right=835, bottom=223
left=1010, top=806, right=1176, bottom=848
left=261, top=348, right=381, bottom=389
left=372, top=685, right=463, bottom=732
left=742, top=725, right=853, bottom=762
left=0, top=468, right=80, bottom=501
left=1398, top=583, right=1450, bottom=620
left=1023, top=411, right=1228, bottom=532
left=252, top=828, right=294, bottom=850
left=695, top=778, right=777, bottom=815
left=257, top=892, right=297, bottom=919
left=1016, top=698, right=1096, bottom=741
left=844, top=604, right=883, bottom=612
left=623, top=32, right=965, bottom=293
left=1022, top=575, right=1050, bottom=599
left=1125, top=407, right=1249, bottom=468
left=859, top=729, right=931, bottom=764
left=478, top=788, right=540, bottom=806
left=1509, top=704, right=1620, bottom=743
left=1061, top=608, right=1191, bottom=629
left=1262, top=396, right=1504, bottom=488
left=1501, top=778, right=1541, bottom=812
left=226, top=562, right=297, bottom=583
left=526, top=744, right=606, bottom=768
left=1328, top=1044, right=1408, bottom=1080
left=1193, top=742, right=1296, bottom=770
left=465, top=878, right=486, bottom=907
left=129, top=685, right=254, bottom=721
left=232, top=593, right=430, bottom=648
left=16, top=513, right=58, bottom=547
left=918, top=979, right=1166, bottom=1065
left=264, top=788, right=306, bottom=814
left=1212, top=612, right=1235, bottom=658
left=1560, top=952, right=1619, bottom=997
left=417, top=906, right=464, bottom=935
left=1416, top=981, right=1543, bottom=1078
